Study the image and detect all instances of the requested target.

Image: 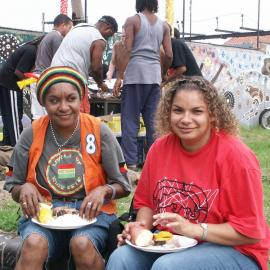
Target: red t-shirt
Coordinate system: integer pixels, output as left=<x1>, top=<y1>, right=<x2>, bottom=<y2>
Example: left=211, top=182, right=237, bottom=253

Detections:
left=134, top=131, right=270, bottom=270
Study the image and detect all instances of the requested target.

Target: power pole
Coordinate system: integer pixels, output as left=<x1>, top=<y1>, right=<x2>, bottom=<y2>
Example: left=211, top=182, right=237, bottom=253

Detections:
left=182, top=0, right=185, bottom=38
left=257, top=0, right=261, bottom=49
left=71, top=0, right=84, bottom=24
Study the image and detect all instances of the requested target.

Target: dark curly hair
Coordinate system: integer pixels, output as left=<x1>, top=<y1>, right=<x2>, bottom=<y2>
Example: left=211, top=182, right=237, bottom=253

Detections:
left=136, top=0, right=158, bottom=13
left=99, top=15, right=118, bottom=33
left=155, top=76, right=239, bottom=137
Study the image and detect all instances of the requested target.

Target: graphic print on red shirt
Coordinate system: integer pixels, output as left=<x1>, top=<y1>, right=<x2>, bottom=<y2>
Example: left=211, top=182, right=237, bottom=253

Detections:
left=153, top=178, right=219, bottom=223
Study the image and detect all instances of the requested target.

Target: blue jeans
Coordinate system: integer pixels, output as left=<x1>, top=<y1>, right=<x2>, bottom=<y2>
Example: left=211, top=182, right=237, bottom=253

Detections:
left=18, top=201, right=117, bottom=265
left=106, top=242, right=259, bottom=270
left=121, top=84, right=160, bottom=165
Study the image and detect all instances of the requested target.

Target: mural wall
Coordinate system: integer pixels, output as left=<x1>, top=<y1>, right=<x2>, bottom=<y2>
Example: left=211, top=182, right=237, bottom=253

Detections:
left=0, top=29, right=42, bottom=65
left=188, top=42, right=270, bottom=127
left=0, top=28, right=116, bottom=66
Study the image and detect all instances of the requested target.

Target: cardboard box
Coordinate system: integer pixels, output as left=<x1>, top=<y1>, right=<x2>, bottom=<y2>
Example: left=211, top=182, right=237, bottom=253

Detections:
left=98, top=113, right=146, bottom=135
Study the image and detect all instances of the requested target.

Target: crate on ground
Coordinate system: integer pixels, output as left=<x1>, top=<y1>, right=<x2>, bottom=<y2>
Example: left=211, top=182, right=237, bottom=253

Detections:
left=99, top=114, right=146, bottom=165
left=99, top=114, right=146, bottom=135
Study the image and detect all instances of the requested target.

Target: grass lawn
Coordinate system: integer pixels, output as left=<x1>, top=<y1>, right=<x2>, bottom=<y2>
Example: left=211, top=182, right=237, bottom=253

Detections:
left=240, top=127, right=270, bottom=222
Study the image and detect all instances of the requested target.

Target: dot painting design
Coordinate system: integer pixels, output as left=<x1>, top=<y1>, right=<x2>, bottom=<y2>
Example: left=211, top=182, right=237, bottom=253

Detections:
left=0, top=34, right=19, bottom=62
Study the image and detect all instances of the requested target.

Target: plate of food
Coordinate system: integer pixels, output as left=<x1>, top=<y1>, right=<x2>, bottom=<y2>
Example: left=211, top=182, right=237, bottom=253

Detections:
left=126, top=230, right=197, bottom=253
left=88, top=79, right=116, bottom=91
left=32, top=203, right=96, bottom=230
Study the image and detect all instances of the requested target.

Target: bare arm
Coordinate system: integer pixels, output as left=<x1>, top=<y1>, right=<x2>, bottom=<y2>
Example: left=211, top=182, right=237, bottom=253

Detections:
left=153, top=213, right=260, bottom=246
left=11, top=185, right=23, bottom=203
left=161, top=22, right=173, bottom=81
left=106, top=46, right=116, bottom=80
left=90, top=39, right=107, bottom=89
left=117, top=207, right=154, bottom=246
left=200, top=222, right=260, bottom=246
left=136, top=207, right=155, bottom=230
left=11, top=183, right=44, bottom=218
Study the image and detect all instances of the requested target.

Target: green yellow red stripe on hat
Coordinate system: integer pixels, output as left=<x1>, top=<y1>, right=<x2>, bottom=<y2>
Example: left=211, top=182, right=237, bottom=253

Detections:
left=36, top=66, right=86, bottom=105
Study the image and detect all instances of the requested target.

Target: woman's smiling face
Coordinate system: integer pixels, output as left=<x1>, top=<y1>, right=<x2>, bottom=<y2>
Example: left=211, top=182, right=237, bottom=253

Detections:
left=170, top=88, right=214, bottom=152
left=44, top=82, right=81, bottom=130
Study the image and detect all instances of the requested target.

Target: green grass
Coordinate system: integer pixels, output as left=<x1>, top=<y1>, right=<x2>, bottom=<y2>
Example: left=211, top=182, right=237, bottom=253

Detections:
left=0, top=200, right=20, bottom=232
left=117, top=193, right=133, bottom=214
left=240, top=126, right=270, bottom=178
left=240, top=127, right=270, bottom=225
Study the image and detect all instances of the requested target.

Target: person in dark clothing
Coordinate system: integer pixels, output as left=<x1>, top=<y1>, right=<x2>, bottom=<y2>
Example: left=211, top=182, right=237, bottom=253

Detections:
left=164, top=27, right=202, bottom=81
left=169, top=38, right=202, bottom=77
left=0, top=37, right=42, bottom=146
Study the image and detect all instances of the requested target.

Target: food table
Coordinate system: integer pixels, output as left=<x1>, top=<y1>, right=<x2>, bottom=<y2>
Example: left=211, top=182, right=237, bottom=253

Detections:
left=90, top=96, right=121, bottom=116
left=88, top=78, right=121, bottom=116
left=88, top=78, right=146, bottom=165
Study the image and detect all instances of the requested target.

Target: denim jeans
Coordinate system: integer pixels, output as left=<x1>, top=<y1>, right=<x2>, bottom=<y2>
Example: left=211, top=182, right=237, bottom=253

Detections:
left=121, top=84, right=160, bottom=165
left=106, top=242, right=259, bottom=270
left=19, top=200, right=117, bottom=269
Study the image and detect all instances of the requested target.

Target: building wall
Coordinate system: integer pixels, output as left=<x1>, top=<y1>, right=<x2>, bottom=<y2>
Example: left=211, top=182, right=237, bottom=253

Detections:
left=188, top=42, right=270, bottom=127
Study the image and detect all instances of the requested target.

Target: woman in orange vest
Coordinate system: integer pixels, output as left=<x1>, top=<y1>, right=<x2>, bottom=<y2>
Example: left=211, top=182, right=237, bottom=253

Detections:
left=4, top=66, right=131, bottom=270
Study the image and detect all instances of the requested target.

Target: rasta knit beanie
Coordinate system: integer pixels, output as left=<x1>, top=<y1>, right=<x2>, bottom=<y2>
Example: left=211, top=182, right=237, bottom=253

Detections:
left=36, top=66, right=87, bottom=105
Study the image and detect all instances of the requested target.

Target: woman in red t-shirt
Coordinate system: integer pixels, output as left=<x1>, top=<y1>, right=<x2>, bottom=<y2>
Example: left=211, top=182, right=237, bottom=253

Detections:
left=106, top=76, right=270, bottom=270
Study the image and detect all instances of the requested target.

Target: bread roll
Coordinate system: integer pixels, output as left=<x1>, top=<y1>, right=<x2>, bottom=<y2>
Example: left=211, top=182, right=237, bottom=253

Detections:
left=130, top=226, right=153, bottom=247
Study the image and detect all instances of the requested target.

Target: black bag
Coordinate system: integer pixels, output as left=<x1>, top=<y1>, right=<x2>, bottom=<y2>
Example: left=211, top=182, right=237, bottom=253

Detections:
left=107, top=200, right=137, bottom=259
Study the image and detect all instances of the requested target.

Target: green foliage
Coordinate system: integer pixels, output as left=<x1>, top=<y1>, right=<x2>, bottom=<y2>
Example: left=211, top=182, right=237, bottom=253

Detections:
left=117, top=193, right=133, bottom=215
left=0, top=200, right=20, bottom=232
left=240, top=126, right=270, bottom=178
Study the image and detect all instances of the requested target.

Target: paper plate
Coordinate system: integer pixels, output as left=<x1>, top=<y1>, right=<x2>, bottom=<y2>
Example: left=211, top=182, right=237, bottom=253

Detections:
left=88, top=79, right=116, bottom=91
left=32, top=214, right=97, bottom=230
left=126, top=235, right=197, bottom=253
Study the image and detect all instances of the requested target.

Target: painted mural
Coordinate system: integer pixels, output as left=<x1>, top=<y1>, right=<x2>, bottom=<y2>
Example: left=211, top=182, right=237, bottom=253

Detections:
left=0, top=30, right=42, bottom=65
left=188, top=42, right=270, bottom=127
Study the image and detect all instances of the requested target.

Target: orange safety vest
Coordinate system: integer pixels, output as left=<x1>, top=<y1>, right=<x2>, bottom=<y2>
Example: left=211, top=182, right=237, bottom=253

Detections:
left=26, top=113, right=116, bottom=214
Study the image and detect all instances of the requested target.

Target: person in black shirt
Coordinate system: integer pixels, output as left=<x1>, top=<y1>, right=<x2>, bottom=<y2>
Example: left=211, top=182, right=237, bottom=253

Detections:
left=163, top=27, right=202, bottom=82
left=0, top=37, right=42, bottom=146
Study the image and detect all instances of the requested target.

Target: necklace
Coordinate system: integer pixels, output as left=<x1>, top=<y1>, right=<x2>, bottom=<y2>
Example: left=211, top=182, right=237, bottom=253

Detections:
left=50, top=117, right=80, bottom=153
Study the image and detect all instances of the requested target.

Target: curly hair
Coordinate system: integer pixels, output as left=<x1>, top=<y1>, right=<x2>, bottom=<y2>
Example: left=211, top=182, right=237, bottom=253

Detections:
left=155, top=76, right=239, bottom=137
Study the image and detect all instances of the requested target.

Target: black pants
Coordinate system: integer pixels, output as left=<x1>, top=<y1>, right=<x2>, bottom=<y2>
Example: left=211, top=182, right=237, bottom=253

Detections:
left=0, top=85, right=23, bottom=146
